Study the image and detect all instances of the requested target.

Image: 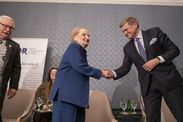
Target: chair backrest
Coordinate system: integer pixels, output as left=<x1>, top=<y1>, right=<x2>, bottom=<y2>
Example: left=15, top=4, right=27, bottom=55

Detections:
left=140, top=96, right=176, bottom=122
left=85, top=90, right=116, bottom=122
left=161, top=98, right=176, bottom=122
left=2, top=89, right=36, bottom=122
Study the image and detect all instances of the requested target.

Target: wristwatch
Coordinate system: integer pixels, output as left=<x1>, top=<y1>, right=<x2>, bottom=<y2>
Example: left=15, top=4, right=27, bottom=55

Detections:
left=156, top=56, right=161, bottom=61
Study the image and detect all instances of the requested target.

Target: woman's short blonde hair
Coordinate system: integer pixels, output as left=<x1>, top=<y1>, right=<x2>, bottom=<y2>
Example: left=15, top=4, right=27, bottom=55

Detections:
left=70, top=27, right=87, bottom=41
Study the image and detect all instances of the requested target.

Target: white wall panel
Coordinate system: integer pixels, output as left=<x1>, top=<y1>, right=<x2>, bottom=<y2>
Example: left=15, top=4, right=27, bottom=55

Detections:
left=0, top=0, right=183, bottom=6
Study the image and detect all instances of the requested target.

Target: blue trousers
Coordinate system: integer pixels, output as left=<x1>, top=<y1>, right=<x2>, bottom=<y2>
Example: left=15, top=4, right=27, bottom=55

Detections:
left=52, top=101, right=85, bottom=122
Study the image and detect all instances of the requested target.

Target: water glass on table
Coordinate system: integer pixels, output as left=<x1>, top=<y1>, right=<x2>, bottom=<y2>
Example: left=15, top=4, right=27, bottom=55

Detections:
left=120, top=99, right=127, bottom=113
left=130, top=99, right=137, bottom=113
left=36, top=97, right=43, bottom=111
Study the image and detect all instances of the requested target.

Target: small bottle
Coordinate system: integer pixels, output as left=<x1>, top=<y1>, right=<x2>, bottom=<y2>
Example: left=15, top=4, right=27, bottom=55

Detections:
left=127, top=99, right=132, bottom=112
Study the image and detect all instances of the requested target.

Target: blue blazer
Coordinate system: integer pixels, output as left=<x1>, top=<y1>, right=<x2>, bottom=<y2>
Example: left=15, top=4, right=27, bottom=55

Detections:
left=50, top=42, right=101, bottom=108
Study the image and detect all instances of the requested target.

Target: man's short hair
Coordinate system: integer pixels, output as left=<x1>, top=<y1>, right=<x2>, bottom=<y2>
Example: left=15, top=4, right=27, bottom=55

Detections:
left=119, top=16, right=139, bottom=28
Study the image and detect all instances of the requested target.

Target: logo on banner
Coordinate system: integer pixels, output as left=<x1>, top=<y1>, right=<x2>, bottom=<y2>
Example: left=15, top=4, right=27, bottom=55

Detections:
left=20, top=48, right=28, bottom=54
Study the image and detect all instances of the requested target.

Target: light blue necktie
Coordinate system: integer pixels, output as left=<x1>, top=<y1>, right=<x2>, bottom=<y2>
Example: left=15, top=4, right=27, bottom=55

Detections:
left=136, top=38, right=147, bottom=61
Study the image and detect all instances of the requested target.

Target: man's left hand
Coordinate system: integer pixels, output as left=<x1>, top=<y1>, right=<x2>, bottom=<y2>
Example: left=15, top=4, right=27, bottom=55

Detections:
left=7, top=89, right=17, bottom=99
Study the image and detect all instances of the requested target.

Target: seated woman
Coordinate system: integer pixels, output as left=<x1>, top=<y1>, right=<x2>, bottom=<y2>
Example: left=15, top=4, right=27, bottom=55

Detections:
left=35, top=67, right=57, bottom=111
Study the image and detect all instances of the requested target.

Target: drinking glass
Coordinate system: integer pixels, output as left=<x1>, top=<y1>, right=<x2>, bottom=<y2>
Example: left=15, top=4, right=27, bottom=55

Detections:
left=36, top=97, right=43, bottom=111
left=131, top=99, right=137, bottom=113
left=120, top=99, right=127, bottom=113
left=47, top=100, right=53, bottom=111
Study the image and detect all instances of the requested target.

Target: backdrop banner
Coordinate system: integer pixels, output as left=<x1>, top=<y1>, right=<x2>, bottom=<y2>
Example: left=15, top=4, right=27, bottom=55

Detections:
left=13, top=38, right=48, bottom=90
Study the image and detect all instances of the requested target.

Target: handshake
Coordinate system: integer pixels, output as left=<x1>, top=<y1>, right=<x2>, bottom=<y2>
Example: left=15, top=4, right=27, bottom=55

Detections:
left=101, top=69, right=114, bottom=79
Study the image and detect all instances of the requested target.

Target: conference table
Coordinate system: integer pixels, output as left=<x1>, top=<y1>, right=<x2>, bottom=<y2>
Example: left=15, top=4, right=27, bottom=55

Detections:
left=33, top=110, right=52, bottom=122
left=33, top=108, right=142, bottom=122
left=112, top=108, right=142, bottom=122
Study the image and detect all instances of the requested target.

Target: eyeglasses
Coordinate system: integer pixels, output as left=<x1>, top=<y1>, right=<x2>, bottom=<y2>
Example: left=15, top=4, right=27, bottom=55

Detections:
left=0, top=22, right=15, bottom=31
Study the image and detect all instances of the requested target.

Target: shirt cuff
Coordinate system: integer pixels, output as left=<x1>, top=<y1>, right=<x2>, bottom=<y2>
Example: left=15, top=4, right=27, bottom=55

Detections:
left=157, top=56, right=165, bottom=63
left=112, top=70, right=117, bottom=78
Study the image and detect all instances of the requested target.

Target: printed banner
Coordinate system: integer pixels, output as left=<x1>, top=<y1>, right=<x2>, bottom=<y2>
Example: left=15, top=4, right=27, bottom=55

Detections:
left=13, top=38, right=48, bottom=90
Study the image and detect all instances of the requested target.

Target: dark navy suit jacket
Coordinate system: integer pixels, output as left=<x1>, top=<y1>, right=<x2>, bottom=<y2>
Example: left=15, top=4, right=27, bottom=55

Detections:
left=50, top=42, right=101, bottom=108
left=114, top=27, right=183, bottom=96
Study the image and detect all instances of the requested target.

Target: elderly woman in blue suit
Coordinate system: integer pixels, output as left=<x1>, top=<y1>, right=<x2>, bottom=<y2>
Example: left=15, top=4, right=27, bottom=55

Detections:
left=50, top=27, right=108, bottom=122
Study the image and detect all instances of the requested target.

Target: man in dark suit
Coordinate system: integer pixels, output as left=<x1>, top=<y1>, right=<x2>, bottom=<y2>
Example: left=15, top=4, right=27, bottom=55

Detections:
left=0, top=15, right=21, bottom=122
left=106, top=16, right=183, bottom=122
